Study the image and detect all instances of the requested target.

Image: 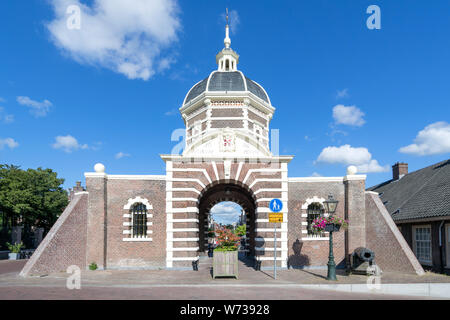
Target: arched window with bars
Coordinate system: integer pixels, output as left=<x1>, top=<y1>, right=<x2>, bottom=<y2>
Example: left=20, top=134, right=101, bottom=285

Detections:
left=306, top=202, right=325, bottom=237
left=131, top=203, right=148, bottom=238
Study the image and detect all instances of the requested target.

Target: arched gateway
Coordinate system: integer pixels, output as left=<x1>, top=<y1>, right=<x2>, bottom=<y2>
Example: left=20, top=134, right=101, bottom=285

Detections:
left=197, top=182, right=256, bottom=255
left=21, top=20, right=425, bottom=276
left=162, top=21, right=291, bottom=269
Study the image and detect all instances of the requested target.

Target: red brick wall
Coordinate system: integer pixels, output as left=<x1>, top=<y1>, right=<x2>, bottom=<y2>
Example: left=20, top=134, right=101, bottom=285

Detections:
left=287, top=181, right=347, bottom=268
left=105, top=179, right=166, bottom=269
left=365, top=192, right=424, bottom=274
left=21, top=193, right=88, bottom=276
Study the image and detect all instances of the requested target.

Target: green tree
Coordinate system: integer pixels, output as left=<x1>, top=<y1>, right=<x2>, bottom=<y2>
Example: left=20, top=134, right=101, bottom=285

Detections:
left=234, top=224, right=246, bottom=237
left=0, top=165, right=68, bottom=231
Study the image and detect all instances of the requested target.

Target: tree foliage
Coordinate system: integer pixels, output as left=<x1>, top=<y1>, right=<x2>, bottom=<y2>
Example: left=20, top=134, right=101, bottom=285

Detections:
left=0, top=164, right=68, bottom=230
left=234, top=224, right=246, bottom=237
left=214, top=227, right=240, bottom=251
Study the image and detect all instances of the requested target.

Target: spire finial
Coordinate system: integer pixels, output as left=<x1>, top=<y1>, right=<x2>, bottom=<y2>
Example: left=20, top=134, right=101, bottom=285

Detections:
left=224, top=8, right=231, bottom=48
left=226, top=8, right=229, bottom=26
left=216, top=8, right=239, bottom=71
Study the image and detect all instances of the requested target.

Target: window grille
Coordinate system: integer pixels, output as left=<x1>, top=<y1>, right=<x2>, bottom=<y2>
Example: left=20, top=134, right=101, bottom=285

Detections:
left=131, top=203, right=148, bottom=238
left=307, top=203, right=324, bottom=237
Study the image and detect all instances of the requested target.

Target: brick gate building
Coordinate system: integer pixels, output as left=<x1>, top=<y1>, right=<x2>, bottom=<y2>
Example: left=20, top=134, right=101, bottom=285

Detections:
left=21, top=23, right=424, bottom=276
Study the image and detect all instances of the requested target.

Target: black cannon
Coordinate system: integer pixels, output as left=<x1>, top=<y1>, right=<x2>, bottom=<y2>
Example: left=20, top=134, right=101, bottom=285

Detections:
left=354, top=247, right=375, bottom=263
left=351, top=247, right=380, bottom=275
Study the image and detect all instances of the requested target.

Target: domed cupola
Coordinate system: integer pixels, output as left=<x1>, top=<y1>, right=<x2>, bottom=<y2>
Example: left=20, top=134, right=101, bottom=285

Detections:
left=179, top=15, right=275, bottom=157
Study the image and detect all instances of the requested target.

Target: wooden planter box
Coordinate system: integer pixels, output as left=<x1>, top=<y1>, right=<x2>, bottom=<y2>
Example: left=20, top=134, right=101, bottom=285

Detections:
left=213, top=250, right=238, bottom=279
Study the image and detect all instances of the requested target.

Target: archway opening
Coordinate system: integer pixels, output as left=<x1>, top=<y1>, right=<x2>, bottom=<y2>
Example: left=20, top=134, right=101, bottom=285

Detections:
left=208, top=201, right=246, bottom=251
left=198, top=183, right=256, bottom=258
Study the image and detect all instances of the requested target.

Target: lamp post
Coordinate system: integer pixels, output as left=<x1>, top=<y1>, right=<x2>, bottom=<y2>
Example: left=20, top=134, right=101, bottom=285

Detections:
left=323, top=194, right=339, bottom=281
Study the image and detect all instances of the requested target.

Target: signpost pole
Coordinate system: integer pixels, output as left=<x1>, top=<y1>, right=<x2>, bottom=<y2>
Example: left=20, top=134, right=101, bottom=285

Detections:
left=274, top=223, right=277, bottom=280
left=268, top=198, right=283, bottom=281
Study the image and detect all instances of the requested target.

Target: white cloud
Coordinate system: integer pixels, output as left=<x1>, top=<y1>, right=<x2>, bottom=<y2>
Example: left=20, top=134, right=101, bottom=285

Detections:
left=0, top=138, right=19, bottom=150
left=115, top=152, right=131, bottom=159
left=316, top=144, right=389, bottom=173
left=47, top=0, right=181, bottom=80
left=3, top=114, right=14, bottom=123
left=52, top=135, right=88, bottom=153
left=164, top=109, right=178, bottom=116
left=336, top=88, right=349, bottom=99
left=317, top=145, right=371, bottom=165
left=0, top=97, right=6, bottom=103
left=355, top=160, right=389, bottom=173
left=210, top=202, right=242, bottom=224
left=0, top=107, right=14, bottom=123
left=228, top=10, right=240, bottom=34
left=399, top=121, right=450, bottom=156
left=17, top=96, right=52, bottom=117
left=332, top=104, right=365, bottom=127
left=333, top=104, right=365, bottom=127
left=310, top=172, right=322, bottom=177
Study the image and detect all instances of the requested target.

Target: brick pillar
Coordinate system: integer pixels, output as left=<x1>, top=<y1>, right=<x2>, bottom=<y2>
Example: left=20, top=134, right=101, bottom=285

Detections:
left=165, top=160, right=173, bottom=268
left=344, top=174, right=366, bottom=268
left=85, top=171, right=107, bottom=270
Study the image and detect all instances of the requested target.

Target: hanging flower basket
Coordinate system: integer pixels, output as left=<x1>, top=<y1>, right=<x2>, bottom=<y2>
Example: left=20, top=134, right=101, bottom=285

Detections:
left=311, top=216, right=348, bottom=233
left=324, top=223, right=340, bottom=232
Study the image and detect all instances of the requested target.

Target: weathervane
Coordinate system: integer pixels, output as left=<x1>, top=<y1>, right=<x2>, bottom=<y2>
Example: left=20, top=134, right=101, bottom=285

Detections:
left=224, top=8, right=231, bottom=49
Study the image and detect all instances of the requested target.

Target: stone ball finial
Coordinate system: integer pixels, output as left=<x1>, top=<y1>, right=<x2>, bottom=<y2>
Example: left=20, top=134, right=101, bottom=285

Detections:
left=347, top=165, right=358, bottom=175
left=94, top=163, right=105, bottom=173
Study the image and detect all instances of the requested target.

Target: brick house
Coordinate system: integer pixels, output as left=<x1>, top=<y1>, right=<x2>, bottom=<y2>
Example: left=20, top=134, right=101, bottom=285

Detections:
left=368, top=160, right=450, bottom=273
left=20, top=23, right=423, bottom=277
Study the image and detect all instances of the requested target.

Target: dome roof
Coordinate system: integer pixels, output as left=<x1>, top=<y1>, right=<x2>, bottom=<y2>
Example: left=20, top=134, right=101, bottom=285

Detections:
left=183, top=71, right=270, bottom=105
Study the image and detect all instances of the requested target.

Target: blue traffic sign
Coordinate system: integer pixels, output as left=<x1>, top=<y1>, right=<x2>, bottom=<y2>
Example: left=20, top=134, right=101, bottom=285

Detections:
left=269, top=198, right=283, bottom=213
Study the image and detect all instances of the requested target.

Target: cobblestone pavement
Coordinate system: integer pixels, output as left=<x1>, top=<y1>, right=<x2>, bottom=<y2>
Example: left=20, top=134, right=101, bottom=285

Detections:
left=0, top=258, right=448, bottom=300
left=0, top=285, right=429, bottom=300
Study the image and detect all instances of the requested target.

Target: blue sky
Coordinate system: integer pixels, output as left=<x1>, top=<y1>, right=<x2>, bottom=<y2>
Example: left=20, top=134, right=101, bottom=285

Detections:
left=210, top=202, right=243, bottom=225
left=1, top=0, right=449, bottom=191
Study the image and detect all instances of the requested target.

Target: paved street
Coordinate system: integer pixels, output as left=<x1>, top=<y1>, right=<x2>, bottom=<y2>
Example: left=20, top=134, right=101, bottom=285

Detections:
left=0, top=284, right=428, bottom=300
left=0, top=258, right=448, bottom=300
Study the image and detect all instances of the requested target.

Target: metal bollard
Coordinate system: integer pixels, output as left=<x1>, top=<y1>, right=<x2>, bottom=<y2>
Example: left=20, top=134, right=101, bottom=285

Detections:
left=192, top=260, right=199, bottom=271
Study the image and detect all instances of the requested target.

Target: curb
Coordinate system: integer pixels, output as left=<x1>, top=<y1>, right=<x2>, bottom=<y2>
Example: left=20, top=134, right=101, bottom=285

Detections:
left=297, top=283, right=450, bottom=299
left=1, top=282, right=448, bottom=298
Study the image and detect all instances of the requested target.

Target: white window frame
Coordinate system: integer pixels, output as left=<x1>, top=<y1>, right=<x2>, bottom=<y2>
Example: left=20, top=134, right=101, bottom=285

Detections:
left=123, top=197, right=153, bottom=242
left=412, top=225, right=432, bottom=266
left=301, top=200, right=329, bottom=241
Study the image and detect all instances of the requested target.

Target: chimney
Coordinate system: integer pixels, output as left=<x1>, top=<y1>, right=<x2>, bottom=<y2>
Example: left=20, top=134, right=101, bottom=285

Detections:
left=392, top=162, right=408, bottom=180
left=73, top=181, right=84, bottom=192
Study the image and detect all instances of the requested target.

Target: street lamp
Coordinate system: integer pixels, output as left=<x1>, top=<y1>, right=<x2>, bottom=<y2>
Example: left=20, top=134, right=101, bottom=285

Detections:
left=323, top=194, right=339, bottom=281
